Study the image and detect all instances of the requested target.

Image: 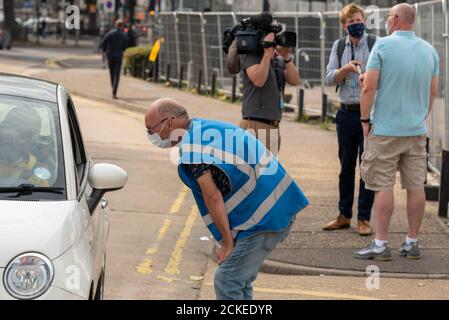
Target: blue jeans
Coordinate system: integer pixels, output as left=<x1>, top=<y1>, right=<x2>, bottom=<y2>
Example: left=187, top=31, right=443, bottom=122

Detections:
left=214, top=220, right=293, bottom=300
left=336, top=108, right=374, bottom=221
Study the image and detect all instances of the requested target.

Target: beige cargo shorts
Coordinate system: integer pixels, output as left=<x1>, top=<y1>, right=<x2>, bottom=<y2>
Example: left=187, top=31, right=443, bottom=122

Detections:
left=239, top=119, right=281, bottom=154
left=360, top=129, right=427, bottom=192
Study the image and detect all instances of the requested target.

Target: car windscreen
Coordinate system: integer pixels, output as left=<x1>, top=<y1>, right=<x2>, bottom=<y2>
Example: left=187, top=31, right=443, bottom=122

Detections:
left=0, top=95, right=67, bottom=200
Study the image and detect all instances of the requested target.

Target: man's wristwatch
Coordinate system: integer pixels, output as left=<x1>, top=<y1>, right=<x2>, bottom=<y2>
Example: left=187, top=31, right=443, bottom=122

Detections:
left=360, top=118, right=371, bottom=123
left=284, top=56, right=293, bottom=64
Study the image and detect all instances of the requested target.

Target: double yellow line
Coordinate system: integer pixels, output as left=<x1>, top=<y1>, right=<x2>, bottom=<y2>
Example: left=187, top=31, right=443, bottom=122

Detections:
left=164, top=205, right=198, bottom=275
left=136, top=185, right=197, bottom=276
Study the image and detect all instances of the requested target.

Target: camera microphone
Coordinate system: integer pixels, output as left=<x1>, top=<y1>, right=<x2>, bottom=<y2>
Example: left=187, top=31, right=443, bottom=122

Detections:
left=242, top=13, right=273, bottom=30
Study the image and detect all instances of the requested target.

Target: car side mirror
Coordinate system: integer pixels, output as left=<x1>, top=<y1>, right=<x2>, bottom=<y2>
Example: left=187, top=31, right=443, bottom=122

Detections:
left=87, top=163, right=128, bottom=213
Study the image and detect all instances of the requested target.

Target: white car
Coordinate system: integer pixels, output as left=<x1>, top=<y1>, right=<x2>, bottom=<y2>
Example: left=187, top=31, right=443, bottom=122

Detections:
left=0, top=74, right=128, bottom=300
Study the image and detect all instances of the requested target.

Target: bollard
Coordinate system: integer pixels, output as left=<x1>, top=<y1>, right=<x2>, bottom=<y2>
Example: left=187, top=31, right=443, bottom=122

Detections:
left=152, top=57, right=159, bottom=83
left=131, top=57, right=136, bottom=77
left=197, top=69, right=203, bottom=95
left=231, top=76, right=237, bottom=102
left=321, top=94, right=328, bottom=122
left=178, top=66, right=184, bottom=89
left=298, top=88, right=305, bottom=121
left=211, top=72, right=217, bottom=97
left=166, top=64, right=171, bottom=84
left=142, top=58, right=147, bottom=80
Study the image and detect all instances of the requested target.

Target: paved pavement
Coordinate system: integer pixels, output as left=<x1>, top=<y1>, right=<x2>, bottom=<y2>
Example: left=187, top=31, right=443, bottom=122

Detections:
left=3, top=47, right=449, bottom=299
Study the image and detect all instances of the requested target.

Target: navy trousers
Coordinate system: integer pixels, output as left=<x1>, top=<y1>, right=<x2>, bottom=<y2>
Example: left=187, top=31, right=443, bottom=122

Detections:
left=335, top=108, right=374, bottom=221
left=108, top=58, right=122, bottom=96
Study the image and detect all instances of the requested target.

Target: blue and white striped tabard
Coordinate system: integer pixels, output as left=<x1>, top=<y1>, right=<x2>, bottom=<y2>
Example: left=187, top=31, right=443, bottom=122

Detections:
left=177, top=118, right=309, bottom=242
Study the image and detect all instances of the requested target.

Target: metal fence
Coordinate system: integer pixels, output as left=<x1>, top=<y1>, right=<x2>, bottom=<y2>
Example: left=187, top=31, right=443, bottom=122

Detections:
left=155, top=0, right=449, bottom=176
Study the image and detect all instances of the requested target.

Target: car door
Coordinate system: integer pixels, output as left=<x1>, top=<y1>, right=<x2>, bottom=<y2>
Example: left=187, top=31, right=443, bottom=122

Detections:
left=66, top=96, right=106, bottom=288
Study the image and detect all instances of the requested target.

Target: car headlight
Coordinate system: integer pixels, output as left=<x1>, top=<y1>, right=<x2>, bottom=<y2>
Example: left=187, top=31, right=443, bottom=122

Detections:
left=3, top=253, right=54, bottom=300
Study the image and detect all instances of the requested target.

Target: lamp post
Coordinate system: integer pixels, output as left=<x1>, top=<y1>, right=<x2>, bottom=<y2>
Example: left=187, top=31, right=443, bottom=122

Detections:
left=263, top=0, right=270, bottom=12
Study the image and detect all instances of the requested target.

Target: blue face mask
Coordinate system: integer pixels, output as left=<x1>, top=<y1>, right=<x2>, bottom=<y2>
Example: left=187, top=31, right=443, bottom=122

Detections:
left=347, top=22, right=365, bottom=38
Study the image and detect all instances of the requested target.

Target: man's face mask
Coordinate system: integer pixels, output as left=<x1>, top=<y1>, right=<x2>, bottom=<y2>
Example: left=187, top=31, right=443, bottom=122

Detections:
left=347, top=22, right=365, bottom=38
left=147, top=118, right=173, bottom=149
left=385, top=13, right=397, bottom=35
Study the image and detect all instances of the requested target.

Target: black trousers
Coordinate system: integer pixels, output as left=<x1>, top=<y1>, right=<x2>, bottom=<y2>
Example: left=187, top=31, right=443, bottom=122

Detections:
left=108, top=58, right=122, bottom=95
left=336, top=108, right=374, bottom=221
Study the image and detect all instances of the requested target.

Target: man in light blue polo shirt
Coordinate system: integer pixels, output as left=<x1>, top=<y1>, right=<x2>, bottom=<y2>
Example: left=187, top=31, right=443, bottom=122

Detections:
left=355, top=3, right=439, bottom=261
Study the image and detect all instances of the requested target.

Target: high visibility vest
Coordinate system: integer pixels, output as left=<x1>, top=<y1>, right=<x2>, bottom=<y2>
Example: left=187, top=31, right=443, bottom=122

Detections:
left=177, top=118, right=309, bottom=242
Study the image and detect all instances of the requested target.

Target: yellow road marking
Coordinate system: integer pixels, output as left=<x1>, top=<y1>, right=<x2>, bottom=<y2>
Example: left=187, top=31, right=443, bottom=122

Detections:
left=169, top=185, right=189, bottom=214
left=145, top=246, right=158, bottom=255
left=158, top=219, right=172, bottom=241
left=164, top=205, right=199, bottom=275
left=203, top=282, right=379, bottom=300
left=136, top=186, right=189, bottom=275
left=157, top=275, right=194, bottom=285
left=136, top=258, right=154, bottom=275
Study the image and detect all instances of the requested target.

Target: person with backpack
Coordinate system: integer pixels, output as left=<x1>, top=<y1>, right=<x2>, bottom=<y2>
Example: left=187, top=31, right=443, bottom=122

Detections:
left=323, top=3, right=376, bottom=236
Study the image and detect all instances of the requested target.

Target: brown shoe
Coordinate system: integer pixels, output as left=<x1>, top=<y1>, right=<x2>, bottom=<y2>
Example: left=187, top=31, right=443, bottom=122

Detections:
left=322, top=215, right=351, bottom=231
left=357, top=220, right=373, bottom=236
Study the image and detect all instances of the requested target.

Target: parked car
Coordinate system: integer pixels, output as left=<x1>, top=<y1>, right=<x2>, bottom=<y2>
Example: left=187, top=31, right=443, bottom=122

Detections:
left=0, top=73, right=128, bottom=300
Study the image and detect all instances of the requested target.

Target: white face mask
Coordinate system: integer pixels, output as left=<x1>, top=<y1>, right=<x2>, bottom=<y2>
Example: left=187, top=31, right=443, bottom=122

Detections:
left=147, top=132, right=172, bottom=148
left=147, top=119, right=173, bottom=149
left=385, top=21, right=390, bottom=35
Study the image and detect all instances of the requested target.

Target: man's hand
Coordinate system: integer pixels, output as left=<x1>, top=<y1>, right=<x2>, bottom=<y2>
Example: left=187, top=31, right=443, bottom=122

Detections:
left=358, top=73, right=365, bottom=86
left=276, top=45, right=292, bottom=60
left=362, top=122, right=371, bottom=137
left=335, top=60, right=362, bottom=83
left=216, top=242, right=235, bottom=265
left=263, top=33, right=275, bottom=56
left=344, top=60, right=362, bottom=73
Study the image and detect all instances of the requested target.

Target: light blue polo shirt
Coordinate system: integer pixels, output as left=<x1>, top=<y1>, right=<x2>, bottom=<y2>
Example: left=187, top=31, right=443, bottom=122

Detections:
left=366, top=31, right=440, bottom=136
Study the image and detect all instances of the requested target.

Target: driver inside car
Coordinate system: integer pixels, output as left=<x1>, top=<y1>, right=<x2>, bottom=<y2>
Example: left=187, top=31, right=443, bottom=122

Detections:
left=0, top=106, right=50, bottom=187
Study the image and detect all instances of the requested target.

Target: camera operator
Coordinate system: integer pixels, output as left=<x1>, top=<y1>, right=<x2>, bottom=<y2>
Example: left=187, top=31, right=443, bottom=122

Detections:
left=239, top=32, right=300, bottom=154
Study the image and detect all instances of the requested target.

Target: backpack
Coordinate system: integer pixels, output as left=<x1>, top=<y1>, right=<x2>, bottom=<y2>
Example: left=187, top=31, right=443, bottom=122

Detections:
left=335, top=34, right=376, bottom=92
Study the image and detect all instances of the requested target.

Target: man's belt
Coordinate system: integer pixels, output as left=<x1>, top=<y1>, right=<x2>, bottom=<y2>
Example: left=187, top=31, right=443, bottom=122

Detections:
left=243, top=117, right=280, bottom=127
left=341, top=103, right=361, bottom=111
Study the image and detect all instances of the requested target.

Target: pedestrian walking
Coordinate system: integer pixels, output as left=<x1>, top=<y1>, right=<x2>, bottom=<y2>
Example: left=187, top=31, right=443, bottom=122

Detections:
left=101, top=20, right=128, bottom=99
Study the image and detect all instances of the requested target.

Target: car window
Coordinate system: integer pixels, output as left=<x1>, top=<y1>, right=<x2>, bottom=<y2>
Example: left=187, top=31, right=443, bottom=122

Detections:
left=66, top=97, right=87, bottom=194
left=0, top=95, right=66, bottom=199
